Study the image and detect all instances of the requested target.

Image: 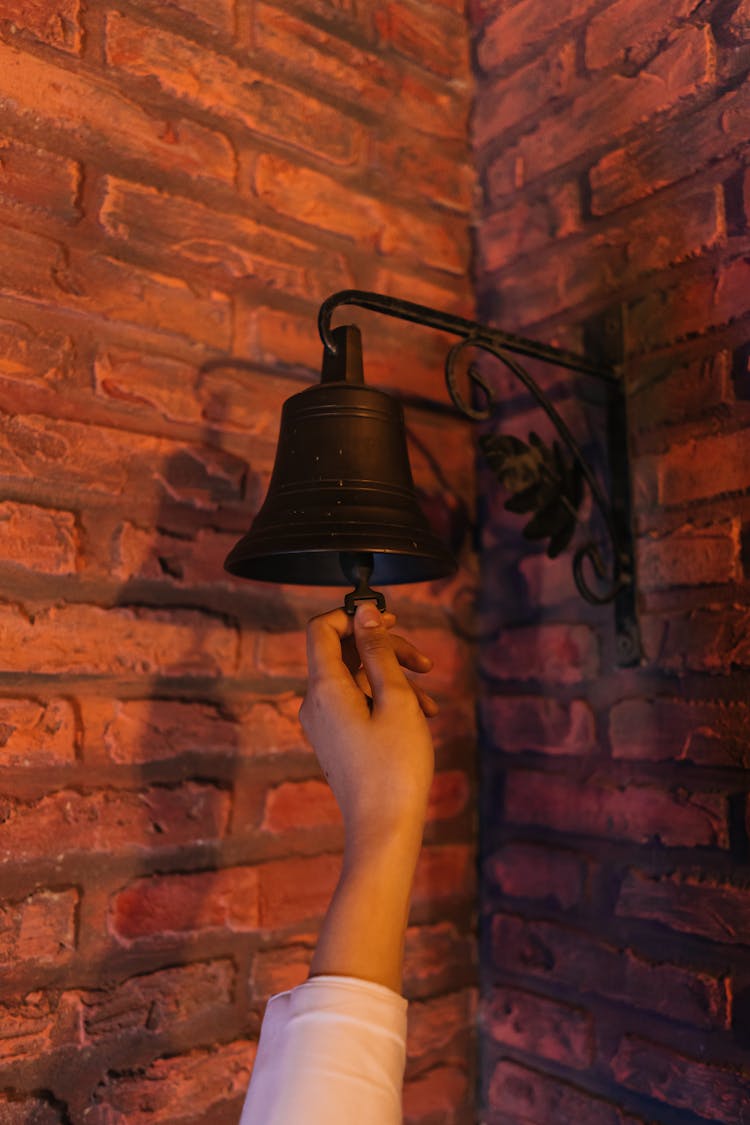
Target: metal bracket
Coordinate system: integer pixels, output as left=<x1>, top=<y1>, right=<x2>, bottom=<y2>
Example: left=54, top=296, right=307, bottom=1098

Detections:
left=583, top=306, right=641, bottom=666
left=319, top=290, right=642, bottom=665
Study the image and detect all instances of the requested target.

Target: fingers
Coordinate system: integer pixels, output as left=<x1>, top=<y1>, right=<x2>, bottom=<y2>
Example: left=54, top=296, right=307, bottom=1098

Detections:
left=353, top=602, right=410, bottom=704
left=306, top=604, right=437, bottom=715
left=306, top=607, right=396, bottom=683
left=354, top=666, right=439, bottom=718
left=389, top=633, right=433, bottom=675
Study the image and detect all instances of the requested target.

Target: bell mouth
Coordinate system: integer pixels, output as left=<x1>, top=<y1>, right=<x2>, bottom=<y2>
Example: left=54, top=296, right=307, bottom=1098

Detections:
left=224, top=532, right=456, bottom=586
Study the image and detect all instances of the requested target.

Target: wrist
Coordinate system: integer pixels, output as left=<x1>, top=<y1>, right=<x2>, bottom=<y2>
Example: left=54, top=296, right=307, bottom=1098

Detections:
left=343, top=807, right=427, bottom=873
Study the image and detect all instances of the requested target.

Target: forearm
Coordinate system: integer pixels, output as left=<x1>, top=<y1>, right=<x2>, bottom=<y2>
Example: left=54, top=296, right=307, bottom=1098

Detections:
left=309, top=823, right=425, bottom=994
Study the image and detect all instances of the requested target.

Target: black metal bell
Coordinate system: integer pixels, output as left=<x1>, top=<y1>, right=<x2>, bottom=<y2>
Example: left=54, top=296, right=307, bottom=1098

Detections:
left=224, top=325, right=456, bottom=597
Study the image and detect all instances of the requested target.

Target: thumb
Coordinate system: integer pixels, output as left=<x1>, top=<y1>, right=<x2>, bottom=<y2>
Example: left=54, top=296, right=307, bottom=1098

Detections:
left=354, top=602, right=405, bottom=704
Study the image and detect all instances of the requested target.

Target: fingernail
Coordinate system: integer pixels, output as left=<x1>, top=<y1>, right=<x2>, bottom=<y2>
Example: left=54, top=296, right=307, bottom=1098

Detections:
left=357, top=603, right=381, bottom=628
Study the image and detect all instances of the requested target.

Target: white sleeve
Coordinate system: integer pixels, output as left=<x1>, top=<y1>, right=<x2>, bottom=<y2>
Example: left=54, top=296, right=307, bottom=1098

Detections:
left=239, top=974, right=408, bottom=1125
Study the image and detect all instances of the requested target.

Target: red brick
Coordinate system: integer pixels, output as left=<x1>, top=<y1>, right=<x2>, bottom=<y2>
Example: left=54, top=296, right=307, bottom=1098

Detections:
left=99, top=176, right=352, bottom=301
left=481, top=696, right=597, bottom=756
left=251, top=3, right=387, bottom=103
left=76, top=960, right=234, bottom=1044
left=482, top=187, right=723, bottom=325
left=111, top=867, right=260, bottom=942
left=0, top=316, right=74, bottom=389
left=106, top=11, right=360, bottom=166
left=108, top=522, right=248, bottom=586
left=374, top=1, right=468, bottom=79
left=85, top=1039, right=255, bottom=1123
left=627, top=260, right=750, bottom=356
left=729, top=0, right=750, bottom=38
left=616, top=868, right=750, bottom=945
left=403, top=1065, right=469, bottom=1122
left=371, top=135, right=474, bottom=210
left=407, top=988, right=476, bottom=1058
left=254, top=154, right=467, bottom=274
left=487, top=29, right=714, bottom=200
left=403, top=922, right=476, bottom=996
left=0, top=698, right=77, bottom=765
left=473, top=42, right=577, bottom=150
left=112, top=510, right=234, bottom=574
left=0, top=410, right=244, bottom=507
left=638, top=428, right=750, bottom=507
left=0, top=501, right=76, bottom=574
left=609, top=698, right=750, bottom=767
left=0, top=1094, right=64, bottom=1124
left=612, top=1034, right=750, bottom=1122
left=0, top=136, right=80, bottom=218
left=62, top=248, right=231, bottom=348
left=0, top=603, right=238, bottom=677
left=1, top=0, right=81, bottom=53
left=89, top=695, right=304, bottom=765
left=0, top=226, right=231, bottom=347
left=483, top=624, right=599, bottom=685
left=489, top=1060, right=646, bottom=1125
left=413, top=844, right=475, bottom=907
left=110, top=517, right=255, bottom=594
left=0, top=42, right=234, bottom=183
left=638, top=519, right=741, bottom=590
left=491, top=913, right=729, bottom=1029
left=257, top=853, right=342, bottom=928
left=93, top=345, right=294, bottom=436
left=518, top=551, right=580, bottom=607
left=390, top=70, right=468, bottom=142
left=134, top=0, right=234, bottom=34
left=645, top=606, right=750, bottom=673
left=623, top=187, right=724, bottom=274
left=0, top=991, right=69, bottom=1064
left=485, top=842, right=587, bottom=909
left=253, top=2, right=468, bottom=143
left=631, top=352, right=733, bottom=431
left=0, top=889, right=77, bottom=967
left=372, top=269, right=473, bottom=317
left=505, top=770, right=729, bottom=847
left=585, top=0, right=699, bottom=70
left=251, top=943, right=312, bottom=999
left=476, top=0, right=598, bottom=72
left=426, top=770, right=472, bottom=821
left=243, top=303, right=458, bottom=401
left=478, top=181, right=581, bottom=272
left=483, top=984, right=594, bottom=1068
left=591, top=81, right=750, bottom=215
left=0, top=783, right=230, bottom=863
left=262, top=779, right=340, bottom=832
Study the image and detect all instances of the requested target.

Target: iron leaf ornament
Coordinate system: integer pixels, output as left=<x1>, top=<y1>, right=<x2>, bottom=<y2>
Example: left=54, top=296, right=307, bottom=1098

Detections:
left=479, top=431, right=584, bottom=558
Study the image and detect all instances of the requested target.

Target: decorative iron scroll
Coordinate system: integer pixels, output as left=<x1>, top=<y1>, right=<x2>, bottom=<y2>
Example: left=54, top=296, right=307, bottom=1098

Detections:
left=318, top=289, right=641, bottom=666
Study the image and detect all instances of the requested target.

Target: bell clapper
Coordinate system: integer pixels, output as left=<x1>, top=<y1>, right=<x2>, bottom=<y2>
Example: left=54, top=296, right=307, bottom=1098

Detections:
left=340, top=552, right=387, bottom=616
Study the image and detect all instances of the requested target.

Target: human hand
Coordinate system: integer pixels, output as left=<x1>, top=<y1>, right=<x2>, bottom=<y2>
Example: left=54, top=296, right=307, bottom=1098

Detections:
left=298, top=603, right=437, bottom=858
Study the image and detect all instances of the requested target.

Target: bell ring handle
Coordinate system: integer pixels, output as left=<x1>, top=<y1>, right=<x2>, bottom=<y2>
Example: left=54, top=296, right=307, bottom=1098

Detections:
left=343, top=588, right=387, bottom=616
left=340, top=551, right=388, bottom=616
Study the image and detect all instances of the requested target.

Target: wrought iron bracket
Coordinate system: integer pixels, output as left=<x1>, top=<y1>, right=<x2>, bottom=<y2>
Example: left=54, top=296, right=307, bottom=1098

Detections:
left=318, top=289, right=641, bottom=667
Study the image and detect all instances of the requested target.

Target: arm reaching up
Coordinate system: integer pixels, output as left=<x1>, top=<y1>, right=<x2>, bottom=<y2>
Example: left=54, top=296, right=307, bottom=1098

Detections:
left=302, top=601, right=437, bottom=991
left=240, top=602, right=437, bottom=1124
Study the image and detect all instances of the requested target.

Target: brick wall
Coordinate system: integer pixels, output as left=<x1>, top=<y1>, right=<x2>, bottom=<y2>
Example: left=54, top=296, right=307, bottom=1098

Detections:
left=0, top=3, right=478, bottom=1122
left=473, top=2, right=750, bottom=1123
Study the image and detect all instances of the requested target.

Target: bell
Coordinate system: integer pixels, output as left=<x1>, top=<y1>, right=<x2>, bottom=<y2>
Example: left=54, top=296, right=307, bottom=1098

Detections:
left=224, top=325, right=456, bottom=597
